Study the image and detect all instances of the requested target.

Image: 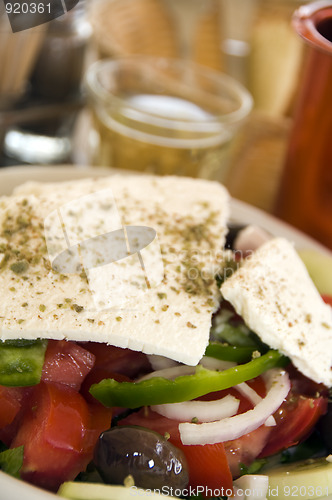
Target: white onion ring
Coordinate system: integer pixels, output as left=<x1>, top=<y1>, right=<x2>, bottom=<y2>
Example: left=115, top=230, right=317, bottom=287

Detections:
left=147, top=354, right=180, bottom=371
left=152, top=394, right=240, bottom=423
left=234, top=225, right=272, bottom=253
left=137, top=365, right=195, bottom=382
left=179, top=368, right=290, bottom=445
left=235, top=382, right=276, bottom=426
left=200, top=356, right=236, bottom=371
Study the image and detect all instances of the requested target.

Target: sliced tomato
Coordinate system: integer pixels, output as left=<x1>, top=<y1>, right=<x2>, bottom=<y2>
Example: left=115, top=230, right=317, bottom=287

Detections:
left=224, top=425, right=271, bottom=477
left=322, top=294, right=332, bottom=307
left=259, top=392, right=327, bottom=458
left=88, top=404, right=112, bottom=438
left=121, top=408, right=233, bottom=495
left=80, top=367, right=131, bottom=416
left=79, top=343, right=151, bottom=413
left=0, top=386, right=24, bottom=429
left=11, top=382, right=92, bottom=491
left=181, top=440, right=232, bottom=494
left=84, top=404, right=113, bottom=456
left=258, top=365, right=328, bottom=457
left=41, top=340, right=95, bottom=390
left=0, top=387, right=33, bottom=446
left=80, top=342, right=151, bottom=379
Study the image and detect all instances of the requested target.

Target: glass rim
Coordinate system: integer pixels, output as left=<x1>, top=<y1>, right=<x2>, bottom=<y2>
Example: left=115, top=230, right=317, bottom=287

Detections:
left=85, top=56, right=253, bottom=131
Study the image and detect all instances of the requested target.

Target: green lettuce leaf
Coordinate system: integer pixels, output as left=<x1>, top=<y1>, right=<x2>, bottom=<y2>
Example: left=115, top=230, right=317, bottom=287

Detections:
left=0, top=445, right=24, bottom=478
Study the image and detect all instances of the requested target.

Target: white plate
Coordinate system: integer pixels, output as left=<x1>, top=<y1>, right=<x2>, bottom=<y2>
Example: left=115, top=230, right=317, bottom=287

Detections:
left=0, top=165, right=330, bottom=500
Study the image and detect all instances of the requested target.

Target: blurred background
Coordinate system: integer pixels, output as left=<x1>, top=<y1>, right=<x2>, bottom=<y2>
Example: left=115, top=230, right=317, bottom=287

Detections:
left=0, top=0, right=330, bottom=245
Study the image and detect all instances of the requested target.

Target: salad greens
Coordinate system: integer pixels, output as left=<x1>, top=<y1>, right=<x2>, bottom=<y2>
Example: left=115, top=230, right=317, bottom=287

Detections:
left=0, top=445, right=24, bottom=479
left=239, top=459, right=267, bottom=476
left=210, top=322, right=258, bottom=347
left=90, top=350, right=288, bottom=408
left=280, top=431, right=328, bottom=464
left=0, top=339, right=47, bottom=386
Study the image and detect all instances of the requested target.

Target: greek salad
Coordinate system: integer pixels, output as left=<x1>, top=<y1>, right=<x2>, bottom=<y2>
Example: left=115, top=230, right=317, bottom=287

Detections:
left=0, top=173, right=331, bottom=500
left=0, top=227, right=331, bottom=500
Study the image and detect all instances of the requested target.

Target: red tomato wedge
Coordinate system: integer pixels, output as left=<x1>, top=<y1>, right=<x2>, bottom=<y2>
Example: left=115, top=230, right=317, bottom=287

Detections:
left=322, top=294, right=332, bottom=307
left=81, top=368, right=131, bottom=417
left=121, top=408, right=233, bottom=495
left=80, top=342, right=151, bottom=379
left=180, top=441, right=232, bottom=494
left=84, top=404, right=113, bottom=456
left=259, top=392, right=327, bottom=458
left=225, top=425, right=272, bottom=477
left=11, top=382, right=92, bottom=491
left=0, top=386, right=24, bottom=429
left=0, top=387, right=33, bottom=447
left=259, top=366, right=328, bottom=457
left=41, top=340, right=95, bottom=390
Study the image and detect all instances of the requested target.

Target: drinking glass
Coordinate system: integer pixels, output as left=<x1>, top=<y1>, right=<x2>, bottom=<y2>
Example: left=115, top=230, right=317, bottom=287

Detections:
left=85, top=56, right=253, bottom=180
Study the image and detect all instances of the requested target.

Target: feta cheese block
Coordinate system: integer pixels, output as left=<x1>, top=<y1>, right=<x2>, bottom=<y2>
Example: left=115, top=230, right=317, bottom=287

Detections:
left=0, top=174, right=229, bottom=365
left=221, top=237, right=332, bottom=386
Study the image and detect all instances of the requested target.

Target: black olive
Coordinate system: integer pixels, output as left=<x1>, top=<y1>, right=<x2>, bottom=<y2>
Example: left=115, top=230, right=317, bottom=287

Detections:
left=224, top=223, right=247, bottom=250
left=94, top=425, right=189, bottom=490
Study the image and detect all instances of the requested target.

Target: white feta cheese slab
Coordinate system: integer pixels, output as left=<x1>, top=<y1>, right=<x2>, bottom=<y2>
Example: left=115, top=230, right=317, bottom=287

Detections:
left=221, top=237, right=332, bottom=386
left=0, top=174, right=229, bottom=365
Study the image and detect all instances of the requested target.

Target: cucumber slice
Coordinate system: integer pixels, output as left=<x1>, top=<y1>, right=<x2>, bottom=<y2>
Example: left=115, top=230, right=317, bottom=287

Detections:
left=298, top=249, right=332, bottom=296
left=58, top=482, right=178, bottom=500
left=267, top=457, right=332, bottom=500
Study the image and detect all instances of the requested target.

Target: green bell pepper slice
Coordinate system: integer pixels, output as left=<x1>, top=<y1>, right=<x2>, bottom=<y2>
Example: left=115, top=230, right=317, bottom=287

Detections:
left=205, top=342, right=257, bottom=363
left=90, top=349, right=288, bottom=408
left=0, top=339, right=48, bottom=387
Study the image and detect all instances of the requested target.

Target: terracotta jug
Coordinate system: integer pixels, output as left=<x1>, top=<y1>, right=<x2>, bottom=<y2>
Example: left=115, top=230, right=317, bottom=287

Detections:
left=275, top=1, right=332, bottom=249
